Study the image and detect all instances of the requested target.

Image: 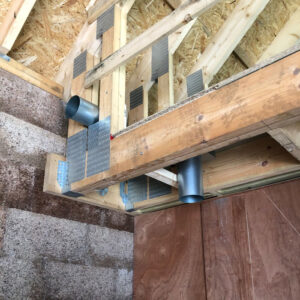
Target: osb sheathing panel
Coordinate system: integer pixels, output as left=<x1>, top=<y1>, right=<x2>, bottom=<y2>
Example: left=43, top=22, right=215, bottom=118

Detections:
left=0, top=0, right=11, bottom=25
left=2, top=0, right=89, bottom=80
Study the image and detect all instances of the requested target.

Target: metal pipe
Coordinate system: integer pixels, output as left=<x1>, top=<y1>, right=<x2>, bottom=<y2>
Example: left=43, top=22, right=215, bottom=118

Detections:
left=178, top=155, right=204, bottom=203
left=65, top=95, right=99, bottom=126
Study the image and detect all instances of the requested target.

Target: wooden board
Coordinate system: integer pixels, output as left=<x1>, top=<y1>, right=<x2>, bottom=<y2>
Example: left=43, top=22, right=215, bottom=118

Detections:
left=201, top=178, right=300, bottom=300
left=201, top=197, right=252, bottom=299
left=134, top=178, right=300, bottom=299
left=0, top=56, right=63, bottom=98
left=244, top=182, right=300, bottom=299
left=85, top=0, right=220, bottom=87
left=134, top=203, right=206, bottom=299
left=71, top=50, right=300, bottom=193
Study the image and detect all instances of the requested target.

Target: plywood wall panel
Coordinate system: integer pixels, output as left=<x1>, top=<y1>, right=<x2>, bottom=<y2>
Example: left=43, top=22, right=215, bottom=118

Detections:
left=245, top=187, right=300, bottom=300
left=133, top=204, right=206, bottom=300
left=134, top=179, right=300, bottom=299
left=201, top=196, right=252, bottom=300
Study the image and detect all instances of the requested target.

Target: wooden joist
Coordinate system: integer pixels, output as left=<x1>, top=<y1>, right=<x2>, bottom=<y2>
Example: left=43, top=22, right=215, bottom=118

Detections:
left=0, top=56, right=63, bottom=98
left=84, top=0, right=220, bottom=88
left=269, top=122, right=300, bottom=161
left=70, top=49, right=300, bottom=193
left=146, top=169, right=178, bottom=188
left=0, top=0, right=37, bottom=54
left=176, top=0, right=270, bottom=101
left=134, top=134, right=300, bottom=210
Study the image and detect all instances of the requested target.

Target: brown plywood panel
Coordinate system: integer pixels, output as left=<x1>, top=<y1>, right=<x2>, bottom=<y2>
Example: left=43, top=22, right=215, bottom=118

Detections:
left=133, top=204, right=206, bottom=300
left=201, top=196, right=253, bottom=300
left=245, top=185, right=300, bottom=300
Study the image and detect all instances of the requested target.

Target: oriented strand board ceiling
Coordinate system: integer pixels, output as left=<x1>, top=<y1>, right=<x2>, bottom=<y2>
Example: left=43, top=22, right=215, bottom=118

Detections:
left=1, top=0, right=300, bottom=87
left=0, top=0, right=89, bottom=79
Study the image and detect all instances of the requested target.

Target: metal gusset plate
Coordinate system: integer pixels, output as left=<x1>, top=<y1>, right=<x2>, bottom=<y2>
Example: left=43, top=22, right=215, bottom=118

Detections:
left=127, top=175, right=148, bottom=209
left=87, top=116, right=111, bottom=177
left=96, top=5, right=114, bottom=39
left=186, top=69, right=204, bottom=97
left=151, top=37, right=169, bottom=81
left=130, top=86, right=143, bottom=110
left=149, top=177, right=172, bottom=199
left=73, top=50, right=87, bottom=79
left=66, top=129, right=87, bottom=183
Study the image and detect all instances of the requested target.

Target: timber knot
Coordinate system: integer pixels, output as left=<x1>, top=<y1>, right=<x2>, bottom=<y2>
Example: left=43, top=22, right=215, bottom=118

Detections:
left=183, top=14, right=193, bottom=24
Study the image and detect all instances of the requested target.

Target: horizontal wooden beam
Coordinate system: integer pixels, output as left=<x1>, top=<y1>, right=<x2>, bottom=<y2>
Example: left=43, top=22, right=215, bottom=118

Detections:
left=0, top=56, right=63, bottom=98
left=84, top=0, right=220, bottom=88
left=134, top=134, right=300, bottom=210
left=71, top=49, right=300, bottom=193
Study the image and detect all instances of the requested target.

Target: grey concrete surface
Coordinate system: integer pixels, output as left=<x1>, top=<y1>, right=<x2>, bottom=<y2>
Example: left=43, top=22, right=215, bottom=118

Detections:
left=0, top=257, right=44, bottom=300
left=0, top=112, right=65, bottom=169
left=0, top=69, right=67, bottom=137
left=88, top=224, right=133, bottom=269
left=0, top=208, right=133, bottom=299
left=0, top=160, right=134, bottom=232
left=3, top=209, right=133, bottom=269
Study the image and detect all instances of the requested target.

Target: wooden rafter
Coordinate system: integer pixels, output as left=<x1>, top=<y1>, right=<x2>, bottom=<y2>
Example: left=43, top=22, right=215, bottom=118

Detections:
left=0, top=0, right=37, bottom=54
left=0, top=56, right=63, bottom=98
left=84, top=0, right=220, bottom=88
left=69, top=49, right=300, bottom=193
left=176, top=0, right=270, bottom=101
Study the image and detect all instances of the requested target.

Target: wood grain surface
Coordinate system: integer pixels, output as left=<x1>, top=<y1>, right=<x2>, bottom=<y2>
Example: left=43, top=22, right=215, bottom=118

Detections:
left=134, top=204, right=206, bottom=300
left=201, top=196, right=252, bottom=300
left=134, top=179, right=300, bottom=299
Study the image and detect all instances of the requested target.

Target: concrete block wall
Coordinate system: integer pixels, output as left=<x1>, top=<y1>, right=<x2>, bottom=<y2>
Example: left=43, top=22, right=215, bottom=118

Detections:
left=0, top=69, right=134, bottom=299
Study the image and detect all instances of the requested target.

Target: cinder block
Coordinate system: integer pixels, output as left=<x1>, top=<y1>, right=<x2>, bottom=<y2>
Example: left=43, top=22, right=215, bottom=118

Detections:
left=87, top=224, right=133, bottom=269
left=0, top=162, right=134, bottom=232
left=116, top=269, right=133, bottom=299
left=0, top=257, right=44, bottom=299
left=3, top=209, right=88, bottom=264
left=42, top=261, right=116, bottom=299
left=0, top=69, right=67, bottom=137
left=0, top=112, right=65, bottom=169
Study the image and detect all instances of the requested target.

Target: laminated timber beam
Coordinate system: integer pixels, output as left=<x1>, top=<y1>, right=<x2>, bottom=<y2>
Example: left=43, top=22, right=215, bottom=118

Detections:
left=84, top=0, right=220, bottom=88
left=70, top=47, right=300, bottom=193
left=44, top=134, right=300, bottom=214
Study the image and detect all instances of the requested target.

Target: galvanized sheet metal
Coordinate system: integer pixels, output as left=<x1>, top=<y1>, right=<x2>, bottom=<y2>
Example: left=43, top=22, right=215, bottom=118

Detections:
left=96, top=5, right=114, bottom=39
left=151, top=37, right=169, bottom=81
left=87, top=116, right=111, bottom=177
left=130, top=86, right=143, bottom=110
left=128, top=175, right=148, bottom=205
left=66, top=129, right=87, bottom=183
left=186, top=69, right=204, bottom=97
left=149, top=177, right=172, bottom=199
left=73, top=50, right=87, bottom=79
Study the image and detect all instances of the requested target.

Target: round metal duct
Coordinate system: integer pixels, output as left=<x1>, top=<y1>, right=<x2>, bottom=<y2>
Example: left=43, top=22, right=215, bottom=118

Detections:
left=178, top=156, right=204, bottom=203
left=65, top=95, right=99, bottom=126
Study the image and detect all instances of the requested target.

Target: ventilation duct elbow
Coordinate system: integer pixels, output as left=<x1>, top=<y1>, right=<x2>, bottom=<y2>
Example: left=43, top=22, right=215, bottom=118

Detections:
left=178, top=156, right=204, bottom=203
left=65, top=95, right=99, bottom=126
